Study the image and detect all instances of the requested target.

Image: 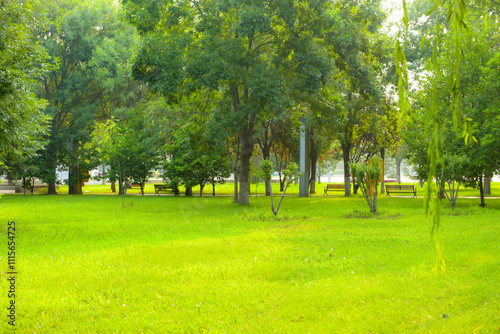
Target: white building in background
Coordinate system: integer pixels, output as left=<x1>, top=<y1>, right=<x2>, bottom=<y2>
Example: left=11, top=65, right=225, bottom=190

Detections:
left=56, top=169, right=69, bottom=184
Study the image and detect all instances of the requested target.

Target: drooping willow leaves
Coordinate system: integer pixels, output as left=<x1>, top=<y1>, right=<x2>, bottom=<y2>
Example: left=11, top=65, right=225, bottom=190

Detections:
left=395, top=0, right=472, bottom=272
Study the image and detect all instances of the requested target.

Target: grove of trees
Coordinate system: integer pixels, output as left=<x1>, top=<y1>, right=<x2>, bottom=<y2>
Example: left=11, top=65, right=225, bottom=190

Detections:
left=1, top=0, right=499, bottom=209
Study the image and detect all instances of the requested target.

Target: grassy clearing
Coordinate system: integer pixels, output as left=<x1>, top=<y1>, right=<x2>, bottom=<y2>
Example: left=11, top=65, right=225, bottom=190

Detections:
left=0, top=194, right=499, bottom=333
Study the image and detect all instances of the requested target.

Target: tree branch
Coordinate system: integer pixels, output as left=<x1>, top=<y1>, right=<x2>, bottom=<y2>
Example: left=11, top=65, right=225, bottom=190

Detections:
left=187, top=44, right=205, bottom=50
left=253, top=40, right=275, bottom=50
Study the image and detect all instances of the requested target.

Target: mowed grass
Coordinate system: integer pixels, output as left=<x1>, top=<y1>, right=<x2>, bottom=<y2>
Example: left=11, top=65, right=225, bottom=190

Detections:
left=0, top=194, right=499, bottom=333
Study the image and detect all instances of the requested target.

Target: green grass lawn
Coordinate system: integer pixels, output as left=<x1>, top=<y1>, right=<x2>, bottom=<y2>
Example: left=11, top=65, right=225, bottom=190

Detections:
left=0, top=193, right=498, bottom=333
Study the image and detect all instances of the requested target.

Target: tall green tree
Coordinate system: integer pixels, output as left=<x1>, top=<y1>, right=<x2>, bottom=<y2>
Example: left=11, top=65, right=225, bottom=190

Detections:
left=394, top=0, right=490, bottom=272
left=0, top=0, right=51, bottom=167
left=404, top=7, right=500, bottom=209
left=306, top=0, right=390, bottom=196
left=123, top=0, right=335, bottom=204
left=164, top=122, right=231, bottom=197
left=35, top=0, right=144, bottom=194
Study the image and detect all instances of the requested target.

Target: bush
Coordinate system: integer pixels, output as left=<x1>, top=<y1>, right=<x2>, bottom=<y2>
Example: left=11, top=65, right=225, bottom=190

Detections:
left=351, top=156, right=383, bottom=214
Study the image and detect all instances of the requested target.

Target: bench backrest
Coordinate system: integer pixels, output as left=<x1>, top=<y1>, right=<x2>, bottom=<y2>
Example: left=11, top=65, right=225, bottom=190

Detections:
left=326, top=184, right=347, bottom=189
left=386, top=185, right=414, bottom=191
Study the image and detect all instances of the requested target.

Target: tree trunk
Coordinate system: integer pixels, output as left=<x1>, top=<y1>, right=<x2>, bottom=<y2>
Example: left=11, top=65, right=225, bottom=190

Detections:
left=438, top=179, right=446, bottom=200
left=238, top=128, right=254, bottom=205
left=68, top=165, right=79, bottom=195
left=341, top=142, right=351, bottom=196
left=309, top=162, right=316, bottom=194
left=212, top=182, right=216, bottom=196
left=227, top=137, right=239, bottom=204
left=200, top=183, right=205, bottom=196
left=280, top=176, right=286, bottom=192
left=396, top=157, right=402, bottom=184
left=479, top=175, right=485, bottom=207
left=309, top=134, right=317, bottom=195
left=118, top=163, right=125, bottom=207
left=239, top=149, right=251, bottom=204
left=258, top=122, right=274, bottom=197
left=46, top=144, right=58, bottom=195
left=233, top=172, right=239, bottom=203
left=484, top=173, right=491, bottom=195
left=185, top=186, right=193, bottom=197
left=264, top=177, right=272, bottom=196
left=46, top=162, right=58, bottom=195
left=380, top=147, right=385, bottom=194
left=372, top=192, right=378, bottom=214
left=111, top=181, right=116, bottom=193
left=48, top=177, right=57, bottom=195
left=259, top=180, right=266, bottom=197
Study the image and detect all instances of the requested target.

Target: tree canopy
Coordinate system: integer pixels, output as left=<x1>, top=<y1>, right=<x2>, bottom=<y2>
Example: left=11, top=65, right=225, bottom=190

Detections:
left=31, top=0, right=146, bottom=194
left=122, top=0, right=337, bottom=204
left=0, top=0, right=51, bottom=167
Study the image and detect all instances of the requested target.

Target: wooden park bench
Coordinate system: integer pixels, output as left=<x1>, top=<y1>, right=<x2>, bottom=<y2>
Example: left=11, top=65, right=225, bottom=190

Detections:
left=385, top=185, right=417, bottom=197
left=324, top=184, right=349, bottom=195
left=154, top=184, right=179, bottom=195
left=125, top=183, right=146, bottom=195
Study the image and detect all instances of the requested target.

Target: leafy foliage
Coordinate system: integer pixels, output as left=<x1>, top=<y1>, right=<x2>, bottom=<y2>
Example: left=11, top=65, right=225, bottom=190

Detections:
left=397, top=0, right=500, bottom=271
left=163, top=111, right=231, bottom=197
left=436, top=154, right=472, bottom=211
left=92, top=115, right=161, bottom=203
left=0, top=0, right=51, bottom=166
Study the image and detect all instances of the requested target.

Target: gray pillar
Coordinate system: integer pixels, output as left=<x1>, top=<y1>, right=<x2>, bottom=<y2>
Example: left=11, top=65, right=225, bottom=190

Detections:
left=102, top=164, right=106, bottom=185
left=299, top=117, right=309, bottom=197
left=484, top=173, right=491, bottom=195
